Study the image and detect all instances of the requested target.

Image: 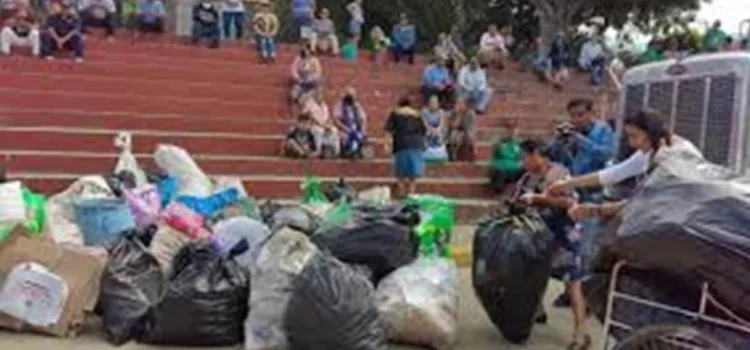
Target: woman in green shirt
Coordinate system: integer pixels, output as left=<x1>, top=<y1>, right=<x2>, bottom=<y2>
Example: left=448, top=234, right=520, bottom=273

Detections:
left=489, top=118, right=523, bottom=194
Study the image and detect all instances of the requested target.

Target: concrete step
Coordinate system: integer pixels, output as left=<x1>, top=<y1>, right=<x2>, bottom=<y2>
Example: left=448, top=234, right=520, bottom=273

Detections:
left=0, top=109, right=556, bottom=138
left=1, top=150, right=491, bottom=179
left=0, top=126, right=494, bottom=160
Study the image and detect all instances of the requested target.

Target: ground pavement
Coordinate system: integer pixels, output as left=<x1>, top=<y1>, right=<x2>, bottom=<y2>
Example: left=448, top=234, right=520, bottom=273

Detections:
left=0, top=270, right=603, bottom=350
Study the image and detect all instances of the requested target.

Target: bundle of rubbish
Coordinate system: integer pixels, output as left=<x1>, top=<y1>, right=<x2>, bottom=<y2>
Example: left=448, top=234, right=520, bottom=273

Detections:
left=583, top=153, right=750, bottom=348
left=0, top=132, right=462, bottom=350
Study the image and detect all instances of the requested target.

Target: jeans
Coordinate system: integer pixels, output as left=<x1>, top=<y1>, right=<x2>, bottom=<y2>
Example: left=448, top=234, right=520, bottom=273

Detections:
left=222, top=11, right=244, bottom=39
left=192, top=22, right=220, bottom=48
left=41, top=31, right=84, bottom=58
left=585, top=56, right=606, bottom=86
left=392, top=44, right=415, bottom=64
left=256, top=35, right=276, bottom=58
left=81, top=9, right=116, bottom=36
left=292, top=15, right=312, bottom=41
left=460, top=87, right=493, bottom=113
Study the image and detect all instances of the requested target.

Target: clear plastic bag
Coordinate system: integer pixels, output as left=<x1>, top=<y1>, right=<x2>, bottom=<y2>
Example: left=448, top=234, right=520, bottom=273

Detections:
left=244, top=228, right=318, bottom=350
left=153, top=144, right=213, bottom=198
left=375, top=257, right=459, bottom=350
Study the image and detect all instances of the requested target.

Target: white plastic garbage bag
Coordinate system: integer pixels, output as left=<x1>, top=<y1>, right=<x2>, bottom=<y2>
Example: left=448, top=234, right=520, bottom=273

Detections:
left=357, top=186, right=391, bottom=206
left=244, top=228, right=318, bottom=350
left=213, top=177, right=248, bottom=198
left=46, top=176, right=115, bottom=245
left=153, top=144, right=213, bottom=198
left=0, top=262, right=69, bottom=327
left=375, top=257, right=459, bottom=350
left=0, top=181, right=26, bottom=224
left=213, top=217, right=271, bottom=269
left=113, top=132, right=147, bottom=188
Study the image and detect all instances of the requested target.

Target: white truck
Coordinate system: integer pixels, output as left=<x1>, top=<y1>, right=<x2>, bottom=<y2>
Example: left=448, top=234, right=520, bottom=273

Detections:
left=617, top=52, right=750, bottom=173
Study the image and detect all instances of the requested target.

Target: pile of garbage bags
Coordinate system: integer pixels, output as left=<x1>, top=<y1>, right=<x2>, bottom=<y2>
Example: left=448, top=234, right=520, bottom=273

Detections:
left=584, top=154, right=750, bottom=347
left=0, top=133, right=462, bottom=349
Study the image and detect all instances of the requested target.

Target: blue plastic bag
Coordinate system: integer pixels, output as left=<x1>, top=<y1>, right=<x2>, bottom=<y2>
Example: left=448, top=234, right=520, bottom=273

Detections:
left=177, top=188, right=241, bottom=219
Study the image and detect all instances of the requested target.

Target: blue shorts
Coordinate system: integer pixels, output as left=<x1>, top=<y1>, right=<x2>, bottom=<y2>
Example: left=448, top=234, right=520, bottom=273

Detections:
left=394, top=149, right=425, bottom=179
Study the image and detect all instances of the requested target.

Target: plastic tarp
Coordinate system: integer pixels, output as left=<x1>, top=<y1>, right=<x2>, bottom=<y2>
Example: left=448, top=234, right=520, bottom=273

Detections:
left=244, top=227, right=318, bottom=350
left=139, top=242, right=249, bottom=346
left=471, top=208, right=555, bottom=344
left=312, top=219, right=419, bottom=284
left=284, top=253, right=388, bottom=350
left=99, top=236, right=165, bottom=345
left=375, top=257, right=459, bottom=350
left=614, top=155, right=750, bottom=320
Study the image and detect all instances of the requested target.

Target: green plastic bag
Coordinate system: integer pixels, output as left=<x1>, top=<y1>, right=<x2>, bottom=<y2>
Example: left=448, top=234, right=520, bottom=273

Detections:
left=0, top=188, right=47, bottom=242
left=301, top=176, right=330, bottom=205
left=405, top=194, right=456, bottom=258
left=315, top=201, right=354, bottom=235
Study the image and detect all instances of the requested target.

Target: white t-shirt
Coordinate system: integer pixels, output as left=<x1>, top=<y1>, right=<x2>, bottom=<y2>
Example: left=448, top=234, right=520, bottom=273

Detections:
left=598, top=135, right=702, bottom=186
left=222, top=0, right=245, bottom=13
left=480, top=32, right=506, bottom=52
left=347, top=2, right=364, bottom=23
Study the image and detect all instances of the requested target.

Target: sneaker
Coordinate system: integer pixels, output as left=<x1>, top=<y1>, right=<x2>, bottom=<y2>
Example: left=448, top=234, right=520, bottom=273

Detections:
left=44, top=56, right=54, bottom=60
left=74, top=57, right=84, bottom=63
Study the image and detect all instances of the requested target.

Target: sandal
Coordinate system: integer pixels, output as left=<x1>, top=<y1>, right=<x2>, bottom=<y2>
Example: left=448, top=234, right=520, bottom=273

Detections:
left=566, top=335, right=591, bottom=350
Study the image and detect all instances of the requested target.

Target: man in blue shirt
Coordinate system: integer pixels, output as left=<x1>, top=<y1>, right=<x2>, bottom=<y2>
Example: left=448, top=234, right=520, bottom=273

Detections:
left=191, top=0, right=220, bottom=48
left=41, top=1, right=84, bottom=62
left=421, top=57, right=454, bottom=108
left=391, top=13, right=416, bottom=65
left=291, top=0, right=315, bottom=42
left=132, top=0, right=165, bottom=41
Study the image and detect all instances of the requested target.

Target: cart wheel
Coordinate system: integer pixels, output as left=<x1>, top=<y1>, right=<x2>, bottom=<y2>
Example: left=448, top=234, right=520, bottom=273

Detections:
left=613, top=325, right=732, bottom=350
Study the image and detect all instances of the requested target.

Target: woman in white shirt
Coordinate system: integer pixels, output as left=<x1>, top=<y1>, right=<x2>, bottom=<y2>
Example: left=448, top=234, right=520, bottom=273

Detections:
left=548, top=109, right=702, bottom=219
left=478, top=24, right=508, bottom=69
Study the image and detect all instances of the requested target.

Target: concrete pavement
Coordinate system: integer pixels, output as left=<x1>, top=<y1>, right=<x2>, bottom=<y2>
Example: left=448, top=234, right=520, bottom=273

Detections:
left=0, top=269, right=603, bottom=350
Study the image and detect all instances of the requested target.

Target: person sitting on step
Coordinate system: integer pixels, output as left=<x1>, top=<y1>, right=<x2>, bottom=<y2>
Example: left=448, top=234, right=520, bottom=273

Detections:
left=41, top=1, right=84, bottom=62
left=310, top=7, right=339, bottom=55
left=0, top=6, right=40, bottom=57
left=80, top=0, right=116, bottom=41
left=290, top=45, right=322, bottom=103
left=421, top=56, right=454, bottom=108
left=252, top=0, right=278, bottom=62
left=191, top=0, right=220, bottom=49
left=458, top=57, right=493, bottom=114
left=131, top=0, right=166, bottom=41
left=283, top=113, right=320, bottom=159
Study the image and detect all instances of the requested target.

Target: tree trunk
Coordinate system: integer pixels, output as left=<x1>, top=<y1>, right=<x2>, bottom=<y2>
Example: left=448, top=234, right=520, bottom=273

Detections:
left=530, top=0, right=583, bottom=55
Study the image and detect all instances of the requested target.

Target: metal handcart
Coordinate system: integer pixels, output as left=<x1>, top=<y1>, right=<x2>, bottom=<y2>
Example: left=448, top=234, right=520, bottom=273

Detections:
left=601, top=261, right=750, bottom=350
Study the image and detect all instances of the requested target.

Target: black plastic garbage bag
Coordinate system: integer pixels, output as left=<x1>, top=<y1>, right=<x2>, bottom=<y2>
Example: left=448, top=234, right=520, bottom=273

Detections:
left=100, top=236, right=165, bottom=345
left=312, top=219, right=418, bottom=284
left=471, top=207, right=555, bottom=344
left=614, top=155, right=750, bottom=320
left=139, top=241, right=250, bottom=346
left=284, top=253, right=387, bottom=350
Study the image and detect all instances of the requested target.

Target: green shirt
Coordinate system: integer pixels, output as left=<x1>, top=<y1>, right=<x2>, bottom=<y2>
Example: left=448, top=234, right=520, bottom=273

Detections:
left=704, top=28, right=727, bottom=52
left=490, top=138, right=522, bottom=171
left=639, top=48, right=664, bottom=64
left=341, top=42, right=358, bottom=61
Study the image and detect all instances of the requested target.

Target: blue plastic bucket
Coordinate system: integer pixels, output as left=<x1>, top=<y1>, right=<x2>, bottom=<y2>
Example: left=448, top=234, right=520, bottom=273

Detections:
left=73, top=198, right=136, bottom=246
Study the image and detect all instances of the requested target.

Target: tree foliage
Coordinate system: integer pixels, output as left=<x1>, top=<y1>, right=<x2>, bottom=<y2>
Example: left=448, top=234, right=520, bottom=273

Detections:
left=273, top=0, right=707, bottom=50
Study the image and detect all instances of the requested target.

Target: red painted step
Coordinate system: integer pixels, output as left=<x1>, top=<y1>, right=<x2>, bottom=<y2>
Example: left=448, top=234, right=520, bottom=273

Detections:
left=0, top=128, right=495, bottom=159
left=14, top=174, right=491, bottom=200
left=0, top=111, right=552, bottom=141
left=2, top=152, right=489, bottom=179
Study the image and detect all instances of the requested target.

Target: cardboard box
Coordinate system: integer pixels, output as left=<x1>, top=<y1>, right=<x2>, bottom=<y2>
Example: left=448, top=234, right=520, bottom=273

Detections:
left=0, top=225, right=106, bottom=337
